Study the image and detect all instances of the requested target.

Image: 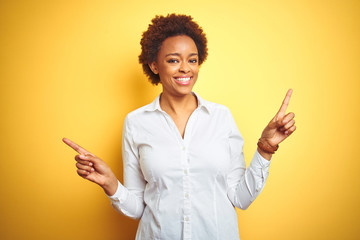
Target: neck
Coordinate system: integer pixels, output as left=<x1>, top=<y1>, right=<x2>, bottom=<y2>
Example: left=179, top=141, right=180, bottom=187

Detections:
left=160, top=92, right=197, bottom=115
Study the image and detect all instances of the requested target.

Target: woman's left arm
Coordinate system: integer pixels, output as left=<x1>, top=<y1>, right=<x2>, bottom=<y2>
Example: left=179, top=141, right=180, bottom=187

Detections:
left=226, top=89, right=296, bottom=209
left=257, top=89, right=296, bottom=160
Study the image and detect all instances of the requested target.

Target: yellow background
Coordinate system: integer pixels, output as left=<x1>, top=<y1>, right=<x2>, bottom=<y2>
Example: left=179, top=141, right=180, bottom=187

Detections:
left=1, top=0, right=359, bottom=239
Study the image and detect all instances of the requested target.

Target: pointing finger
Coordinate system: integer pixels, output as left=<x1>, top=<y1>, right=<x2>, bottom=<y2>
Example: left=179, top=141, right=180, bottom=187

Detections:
left=277, top=89, right=293, bottom=118
left=62, top=138, right=94, bottom=156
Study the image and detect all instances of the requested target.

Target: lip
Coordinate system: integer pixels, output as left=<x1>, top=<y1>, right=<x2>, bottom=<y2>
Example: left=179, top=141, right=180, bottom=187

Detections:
left=174, top=76, right=192, bottom=86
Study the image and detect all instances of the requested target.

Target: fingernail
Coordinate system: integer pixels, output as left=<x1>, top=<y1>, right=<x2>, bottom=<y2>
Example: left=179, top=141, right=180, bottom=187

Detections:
left=91, top=168, right=95, bottom=172
left=81, top=155, right=87, bottom=159
left=89, top=162, right=93, bottom=166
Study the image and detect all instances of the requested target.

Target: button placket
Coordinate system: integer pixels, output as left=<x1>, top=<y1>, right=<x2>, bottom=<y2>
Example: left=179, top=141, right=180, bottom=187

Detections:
left=180, top=109, right=198, bottom=240
left=182, top=141, right=191, bottom=239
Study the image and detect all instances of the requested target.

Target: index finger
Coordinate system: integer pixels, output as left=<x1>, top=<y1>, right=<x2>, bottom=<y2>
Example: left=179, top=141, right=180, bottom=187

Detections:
left=62, top=137, right=92, bottom=155
left=277, top=89, right=293, bottom=117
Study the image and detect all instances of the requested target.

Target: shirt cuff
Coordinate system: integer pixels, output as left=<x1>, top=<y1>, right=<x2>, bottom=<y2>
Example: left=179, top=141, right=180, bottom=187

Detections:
left=254, top=149, right=272, bottom=168
left=106, top=180, right=126, bottom=201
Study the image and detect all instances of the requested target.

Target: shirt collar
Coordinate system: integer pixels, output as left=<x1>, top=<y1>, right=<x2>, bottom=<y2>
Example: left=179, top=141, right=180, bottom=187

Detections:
left=144, top=92, right=211, bottom=114
left=193, top=92, right=211, bottom=114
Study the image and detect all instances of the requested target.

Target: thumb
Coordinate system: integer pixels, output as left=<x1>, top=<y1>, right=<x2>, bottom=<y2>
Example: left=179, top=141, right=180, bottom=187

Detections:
left=79, top=154, right=100, bottom=165
left=79, top=154, right=108, bottom=176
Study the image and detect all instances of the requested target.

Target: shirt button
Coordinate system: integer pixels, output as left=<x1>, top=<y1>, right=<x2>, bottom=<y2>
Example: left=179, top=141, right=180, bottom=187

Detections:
left=184, top=169, right=188, bottom=175
left=182, top=146, right=186, bottom=151
left=185, top=193, right=189, bottom=198
left=185, top=216, right=189, bottom=221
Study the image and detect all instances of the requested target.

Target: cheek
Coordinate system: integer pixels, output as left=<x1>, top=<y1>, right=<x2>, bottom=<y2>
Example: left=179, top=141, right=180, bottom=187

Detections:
left=160, top=65, right=177, bottom=76
left=192, top=66, right=199, bottom=76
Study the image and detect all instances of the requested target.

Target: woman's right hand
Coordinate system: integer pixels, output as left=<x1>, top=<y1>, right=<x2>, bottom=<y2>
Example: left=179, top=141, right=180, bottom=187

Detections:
left=62, top=138, right=118, bottom=196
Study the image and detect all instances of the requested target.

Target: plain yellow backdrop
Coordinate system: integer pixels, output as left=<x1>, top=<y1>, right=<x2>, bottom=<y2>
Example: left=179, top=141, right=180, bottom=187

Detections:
left=1, top=0, right=359, bottom=239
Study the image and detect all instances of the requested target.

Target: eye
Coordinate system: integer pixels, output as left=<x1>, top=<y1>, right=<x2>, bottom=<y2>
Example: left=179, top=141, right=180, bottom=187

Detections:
left=189, top=58, right=198, bottom=64
left=167, top=59, right=179, bottom=63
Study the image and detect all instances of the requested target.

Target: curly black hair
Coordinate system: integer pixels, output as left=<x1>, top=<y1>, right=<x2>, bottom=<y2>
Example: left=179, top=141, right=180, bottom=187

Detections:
left=138, top=13, right=208, bottom=85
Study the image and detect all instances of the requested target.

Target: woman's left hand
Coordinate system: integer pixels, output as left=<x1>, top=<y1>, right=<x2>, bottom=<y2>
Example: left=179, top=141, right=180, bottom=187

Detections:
left=260, top=89, right=296, bottom=148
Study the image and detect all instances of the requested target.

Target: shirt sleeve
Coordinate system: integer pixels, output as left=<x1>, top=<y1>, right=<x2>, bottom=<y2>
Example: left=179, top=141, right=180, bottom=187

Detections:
left=225, top=108, right=272, bottom=210
left=106, top=115, right=146, bottom=219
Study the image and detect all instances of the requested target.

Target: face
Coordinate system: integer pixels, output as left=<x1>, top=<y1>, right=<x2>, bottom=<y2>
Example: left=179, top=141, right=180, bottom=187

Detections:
left=149, top=35, right=199, bottom=98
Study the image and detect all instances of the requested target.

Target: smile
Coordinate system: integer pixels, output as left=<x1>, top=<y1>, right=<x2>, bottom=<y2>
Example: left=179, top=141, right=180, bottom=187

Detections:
left=174, top=77, right=191, bottom=85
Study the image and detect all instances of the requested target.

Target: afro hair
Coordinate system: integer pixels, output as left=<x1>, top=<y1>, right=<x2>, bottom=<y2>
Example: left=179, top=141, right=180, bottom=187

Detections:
left=138, top=13, right=208, bottom=85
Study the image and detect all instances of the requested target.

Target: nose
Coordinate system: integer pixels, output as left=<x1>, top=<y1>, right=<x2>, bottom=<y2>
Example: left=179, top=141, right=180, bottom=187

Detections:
left=179, top=61, right=190, bottom=73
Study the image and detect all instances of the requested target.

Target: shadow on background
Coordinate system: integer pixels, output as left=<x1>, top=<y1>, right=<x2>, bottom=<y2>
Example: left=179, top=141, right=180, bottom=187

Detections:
left=101, top=68, right=160, bottom=239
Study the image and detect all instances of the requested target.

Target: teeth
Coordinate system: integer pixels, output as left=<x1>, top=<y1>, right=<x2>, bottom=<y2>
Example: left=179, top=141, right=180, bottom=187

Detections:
left=175, top=77, right=190, bottom=82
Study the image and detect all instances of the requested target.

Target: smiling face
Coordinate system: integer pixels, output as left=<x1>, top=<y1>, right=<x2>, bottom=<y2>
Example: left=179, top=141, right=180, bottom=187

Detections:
left=149, top=35, right=199, bottom=98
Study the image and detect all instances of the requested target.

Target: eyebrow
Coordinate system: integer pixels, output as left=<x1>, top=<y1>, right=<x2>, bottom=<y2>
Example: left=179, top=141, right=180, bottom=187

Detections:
left=165, top=53, right=198, bottom=57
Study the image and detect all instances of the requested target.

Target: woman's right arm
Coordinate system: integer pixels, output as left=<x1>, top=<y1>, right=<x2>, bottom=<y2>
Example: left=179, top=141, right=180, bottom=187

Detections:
left=63, top=123, right=146, bottom=219
left=107, top=116, right=146, bottom=219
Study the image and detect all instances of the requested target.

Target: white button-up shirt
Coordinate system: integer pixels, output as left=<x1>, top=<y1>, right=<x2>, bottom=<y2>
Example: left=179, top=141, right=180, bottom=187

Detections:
left=108, top=93, right=271, bottom=240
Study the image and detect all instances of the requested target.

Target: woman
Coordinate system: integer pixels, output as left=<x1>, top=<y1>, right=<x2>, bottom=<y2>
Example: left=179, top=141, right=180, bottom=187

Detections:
left=63, top=14, right=296, bottom=240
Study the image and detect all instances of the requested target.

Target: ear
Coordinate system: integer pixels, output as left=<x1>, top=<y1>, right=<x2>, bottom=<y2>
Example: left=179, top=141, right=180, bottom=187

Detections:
left=148, top=62, right=159, bottom=74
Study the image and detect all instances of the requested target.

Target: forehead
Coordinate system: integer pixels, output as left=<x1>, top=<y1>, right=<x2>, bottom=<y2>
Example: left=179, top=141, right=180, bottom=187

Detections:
left=159, top=35, right=198, bottom=55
